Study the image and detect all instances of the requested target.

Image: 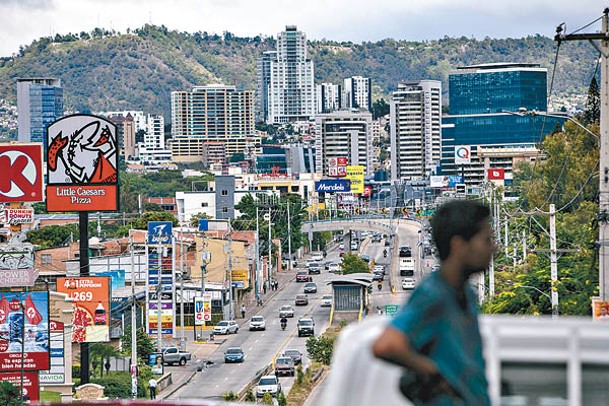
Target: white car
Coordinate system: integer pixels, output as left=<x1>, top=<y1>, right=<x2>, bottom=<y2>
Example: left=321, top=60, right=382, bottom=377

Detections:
left=249, top=315, right=266, bottom=331
left=402, top=278, right=416, bottom=290
left=310, top=252, right=324, bottom=261
left=328, top=263, right=340, bottom=273
left=256, top=375, right=281, bottom=398
left=321, top=294, right=333, bottom=307
left=213, top=320, right=239, bottom=335
left=373, top=264, right=385, bottom=274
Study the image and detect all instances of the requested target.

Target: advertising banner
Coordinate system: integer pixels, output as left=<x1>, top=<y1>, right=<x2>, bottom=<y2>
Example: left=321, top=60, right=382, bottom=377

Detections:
left=346, top=166, right=365, bottom=194
left=487, top=168, right=505, bottom=180
left=194, top=297, right=204, bottom=326
left=430, top=176, right=464, bottom=188
left=45, top=114, right=119, bottom=212
left=56, top=277, right=110, bottom=343
left=0, top=143, right=44, bottom=203
left=3, top=208, right=34, bottom=225
left=315, top=179, right=351, bottom=193
left=327, top=157, right=348, bottom=178
left=146, top=242, right=174, bottom=337
left=0, top=291, right=49, bottom=372
left=203, top=293, right=212, bottom=322
left=147, top=222, right=173, bottom=245
left=0, top=372, right=39, bottom=401
left=231, top=270, right=248, bottom=281
left=39, top=320, right=65, bottom=384
left=0, top=244, right=37, bottom=287
left=362, top=185, right=373, bottom=198
left=592, top=299, right=609, bottom=321
left=454, top=145, right=471, bottom=165
left=92, top=269, right=125, bottom=290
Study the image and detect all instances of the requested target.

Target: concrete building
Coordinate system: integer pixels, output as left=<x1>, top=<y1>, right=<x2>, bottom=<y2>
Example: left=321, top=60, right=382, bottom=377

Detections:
left=256, top=51, right=276, bottom=123
left=171, top=84, right=255, bottom=161
left=17, top=78, right=63, bottom=146
left=263, top=26, right=316, bottom=124
left=390, top=80, right=442, bottom=181
left=343, top=76, right=372, bottom=111
left=316, top=82, right=342, bottom=113
left=315, top=110, right=374, bottom=177
left=107, top=114, right=136, bottom=157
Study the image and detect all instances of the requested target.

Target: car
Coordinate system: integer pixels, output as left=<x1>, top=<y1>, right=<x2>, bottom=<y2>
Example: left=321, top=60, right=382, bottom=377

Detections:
left=384, top=239, right=391, bottom=247
left=256, top=375, right=281, bottom=398
left=212, top=320, right=239, bottom=335
left=249, top=315, right=266, bottom=331
left=328, top=263, right=340, bottom=273
left=308, top=265, right=322, bottom=275
left=295, top=293, right=309, bottom=306
left=162, top=346, right=192, bottom=366
left=296, top=271, right=312, bottom=282
left=279, top=305, right=294, bottom=318
left=372, top=271, right=384, bottom=281
left=274, top=356, right=295, bottom=376
left=373, top=264, right=385, bottom=274
left=324, top=261, right=333, bottom=270
left=399, top=245, right=412, bottom=257
left=371, top=234, right=382, bottom=243
left=351, top=242, right=359, bottom=251
left=282, top=348, right=303, bottom=365
left=360, top=254, right=371, bottom=263
left=338, top=243, right=345, bottom=250
left=320, top=294, right=333, bottom=307
left=297, top=317, right=315, bottom=337
left=310, top=252, right=324, bottom=261
left=402, top=277, right=416, bottom=290
left=303, top=282, right=317, bottom=293
left=224, top=347, right=244, bottom=363
left=306, top=260, right=320, bottom=268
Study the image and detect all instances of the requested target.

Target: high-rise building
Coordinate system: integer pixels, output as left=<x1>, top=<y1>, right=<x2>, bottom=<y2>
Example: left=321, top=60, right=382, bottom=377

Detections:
left=316, top=83, right=342, bottom=113
left=441, top=63, right=565, bottom=184
left=145, top=114, right=165, bottom=150
left=256, top=51, right=276, bottom=123
left=106, top=114, right=136, bottom=157
left=260, top=26, right=315, bottom=124
left=343, top=76, right=372, bottom=111
left=170, top=84, right=254, bottom=161
left=315, top=110, right=374, bottom=177
left=390, top=80, right=442, bottom=182
left=17, top=78, right=63, bottom=147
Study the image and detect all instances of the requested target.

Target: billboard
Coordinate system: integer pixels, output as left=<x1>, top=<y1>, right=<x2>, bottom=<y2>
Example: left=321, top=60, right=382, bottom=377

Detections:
left=39, top=320, right=65, bottom=384
left=315, top=179, right=351, bottom=193
left=147, top=245, right=175, bottom=336
left=147, top=221, right=173, bottom=245
left=327, top=157, right=348, bottom=177
left=592, top=299, right=609, bottom=321
left=0, top=372, right=39, bottom=401
left=0, top=244, right=37, bottom=287
left=3, top=208, right=34, bottom=225
left=194, top=293, right=213, bottom=326
left=346, top=166, right=365, bottom=194
left=45, top=114, right=119, bottom=212
left=454, top=145, right=471, bottom=165
left=487, top=168, right=505, bottom=180
left=430, top=176, right=464, bottom=188
left=56, top=277, right=111, bottom=343
left=0, top=291, right=50, bottom=372
left=0, top=143, right=44, bottom=203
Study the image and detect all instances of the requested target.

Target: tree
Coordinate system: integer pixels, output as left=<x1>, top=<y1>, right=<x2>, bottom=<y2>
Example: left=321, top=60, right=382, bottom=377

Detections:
left=582, top=76, right=600, bottom=126
left=121, top=325, right=157, bottom=365
left=371, top=98, right=390, bottom=120
left=189, top=212, right=211, bottom=228
left=26, top=224, right=79, bottom=248
left=90, top=343, right=120, bottom=378
left=222, top=392, right=239, bottom=401
left=129, top=211, right=178, bottom=230
left=340, top=253, right=370, bottom=275
left=0, top=381, right=22, bottom=406
left=306, top=335, right=335, bottom=365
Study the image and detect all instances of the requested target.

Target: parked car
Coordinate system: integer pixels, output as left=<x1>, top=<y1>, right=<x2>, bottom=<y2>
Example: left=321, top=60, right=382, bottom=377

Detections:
left=303, top=282, right=317, bottom=293
left=274, top=356, right=295, bottom=376
left=249, top=315, right=266, bottom=331
left=224, top=347, right=244, bottom=363
left=256, top=375, right=281, bottom=398
left=212, top=320, right=239, bottom=335
left=402, top=277, right=416, bottom=290
left=295, top=293, right=309, bottom=306
left=320, top=294, right=333, bottom=307
left=296, top=271, right=312, bottom=282
left=162, top=346, right=192, bottom=366
left=282, top=348, right=303, bottom=365
left=279, top=305, right=294, bottom=318
left=310, top=252, right=324, bottom=261
left=297, top=317, right=315, bottom=337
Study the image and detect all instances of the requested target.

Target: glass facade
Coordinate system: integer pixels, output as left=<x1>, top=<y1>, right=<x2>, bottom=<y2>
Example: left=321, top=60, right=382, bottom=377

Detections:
left=30, top=84, right=63, bottom=144
left=449, top=69, right=547, bottom=115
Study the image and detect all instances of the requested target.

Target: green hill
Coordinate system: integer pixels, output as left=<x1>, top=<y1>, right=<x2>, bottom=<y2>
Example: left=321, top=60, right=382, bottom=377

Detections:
left=0, top=25, right=599, bottom=119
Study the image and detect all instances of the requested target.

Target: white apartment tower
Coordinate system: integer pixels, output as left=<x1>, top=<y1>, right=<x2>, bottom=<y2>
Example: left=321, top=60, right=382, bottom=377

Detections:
left=316, top=83, right=342, bottom=113
left=390, top=80, right=442, bottom=181
left=315, top=110, right=374, bottom=177
left=264, top=26, right=316, bottom=124
left=343, top=76, right=372, bottom=111
left=145, top=114, right=165, bottom=149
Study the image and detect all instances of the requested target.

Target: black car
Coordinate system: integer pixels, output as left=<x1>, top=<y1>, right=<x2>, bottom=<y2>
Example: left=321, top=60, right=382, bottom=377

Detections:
left=282, top=349, right=303, bottom=365
left=399, top=245, right=412, bottom=257
left=303, top=282, right=318, bottom=293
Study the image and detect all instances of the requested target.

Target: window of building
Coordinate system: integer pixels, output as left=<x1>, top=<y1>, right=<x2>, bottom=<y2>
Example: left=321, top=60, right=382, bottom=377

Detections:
left=201, top=202, right=209, bottom=207
left=221, top=190, right=228, bottom=196
left=222, top=207, right=228, bottom=213
left=41, top=254, right=52, bottom=264
left=500, top=362, right=567, bottom=405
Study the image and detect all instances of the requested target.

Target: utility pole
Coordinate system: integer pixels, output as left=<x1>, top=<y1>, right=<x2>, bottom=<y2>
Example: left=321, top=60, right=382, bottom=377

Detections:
left=504, top=219, right=509, bottom=257
left=268, top=204, right=272, bottom=290
left=227, top=224, right=235, bottom=320
left=129, top=236, right=137, bottom=399
left=555, top=8, right=609, bottom=301
left=179, top=231, right=185, bottom=342
left=287, top=201, right=293, bottom=272
left=550, top=204, right=559, bottom=317
left=156, top=231, right=162, bottom=352
left=522, top=230, right=527, bottom=262
left=255, top=206, right=260, bottom=299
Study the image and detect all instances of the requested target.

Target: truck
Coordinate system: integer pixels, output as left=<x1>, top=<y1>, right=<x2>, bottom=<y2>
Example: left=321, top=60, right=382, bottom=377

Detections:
left=399, top=258, right=415, bottom=276
left=162, top=346, right=192, bottom=366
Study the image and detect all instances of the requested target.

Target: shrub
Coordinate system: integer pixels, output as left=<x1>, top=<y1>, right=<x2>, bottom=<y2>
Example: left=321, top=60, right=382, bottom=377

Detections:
left=222, top=391, right=238, bottom=401
left=260, top=393, right=274, bottom=405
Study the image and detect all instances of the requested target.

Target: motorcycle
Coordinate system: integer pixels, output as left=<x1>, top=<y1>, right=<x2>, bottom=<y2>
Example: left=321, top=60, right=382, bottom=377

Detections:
left=383, top=250, right=388, bottom=258
left=377, top=282, right=383, bottom=291
left=281, top=321, right=287, bottom=331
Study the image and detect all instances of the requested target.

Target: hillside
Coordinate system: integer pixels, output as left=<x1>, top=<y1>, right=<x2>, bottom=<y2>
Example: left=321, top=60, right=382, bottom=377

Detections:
left=0, top=25, right=600, bottom=120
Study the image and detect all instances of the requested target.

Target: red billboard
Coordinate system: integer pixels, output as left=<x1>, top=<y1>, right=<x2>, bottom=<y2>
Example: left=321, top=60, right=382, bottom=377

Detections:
left=46, top=114, right=119, bottom=212
left=487, top=168, right=505, bottom=180
left=0, top=143, right=44, bottom=203
left=0, top=372, right=39, bottom=401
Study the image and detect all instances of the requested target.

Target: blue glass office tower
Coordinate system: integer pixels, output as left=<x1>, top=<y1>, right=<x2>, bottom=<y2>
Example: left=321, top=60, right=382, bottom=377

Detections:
left=441, top=63, right=565, bottom=179
left=17, top=78, right=63, bottom=148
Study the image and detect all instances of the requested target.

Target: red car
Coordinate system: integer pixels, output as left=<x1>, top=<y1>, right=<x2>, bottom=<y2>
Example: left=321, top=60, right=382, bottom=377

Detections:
left=296, top=271, right=312, bottom=282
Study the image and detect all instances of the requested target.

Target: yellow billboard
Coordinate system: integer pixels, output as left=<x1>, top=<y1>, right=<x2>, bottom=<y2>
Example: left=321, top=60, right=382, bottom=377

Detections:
left=346, top=166, right=365, bottom=194
left=230, top=270, right=249, bottom=281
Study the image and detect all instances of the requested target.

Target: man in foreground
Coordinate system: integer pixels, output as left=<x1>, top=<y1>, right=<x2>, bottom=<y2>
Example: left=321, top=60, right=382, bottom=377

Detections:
left=373, top=200, right=495, bottom=405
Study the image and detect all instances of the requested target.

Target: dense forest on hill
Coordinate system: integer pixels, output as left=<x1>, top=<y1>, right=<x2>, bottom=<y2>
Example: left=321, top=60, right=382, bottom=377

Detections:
left=0, top=25, right=600, bottom=119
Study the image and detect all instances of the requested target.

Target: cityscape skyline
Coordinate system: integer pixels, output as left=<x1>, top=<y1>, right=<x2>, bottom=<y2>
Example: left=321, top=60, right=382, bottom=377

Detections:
left=0, top=0, right=603, bottom=57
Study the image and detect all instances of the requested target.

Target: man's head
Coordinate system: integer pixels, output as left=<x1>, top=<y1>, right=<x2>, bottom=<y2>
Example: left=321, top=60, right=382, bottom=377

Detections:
left=601, top=306, right=608, bottom=316
left=431, top=200, right=494, bottom=275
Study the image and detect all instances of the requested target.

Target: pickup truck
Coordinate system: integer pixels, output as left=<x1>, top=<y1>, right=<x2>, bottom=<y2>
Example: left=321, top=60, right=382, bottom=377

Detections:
left=162, top=346, right=192, bottom=366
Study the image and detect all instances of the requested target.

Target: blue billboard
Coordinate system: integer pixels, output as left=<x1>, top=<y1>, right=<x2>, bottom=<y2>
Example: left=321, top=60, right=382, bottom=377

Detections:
left=147, top=222, right=173, bottom=244
left=315, top=179, right=351, bottom=193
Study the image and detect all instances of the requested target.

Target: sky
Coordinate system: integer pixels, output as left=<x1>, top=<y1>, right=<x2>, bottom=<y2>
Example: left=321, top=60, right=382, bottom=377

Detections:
left=0, top=0, right=605, bottom=57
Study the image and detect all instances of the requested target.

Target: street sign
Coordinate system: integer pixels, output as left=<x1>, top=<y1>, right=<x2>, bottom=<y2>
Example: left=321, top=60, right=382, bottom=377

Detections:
left=385, top=305, right=399, bottom=317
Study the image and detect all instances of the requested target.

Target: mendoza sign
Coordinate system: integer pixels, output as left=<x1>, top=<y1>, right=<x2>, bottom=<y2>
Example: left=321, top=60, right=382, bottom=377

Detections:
left=315, top=179, right=351, bottom=193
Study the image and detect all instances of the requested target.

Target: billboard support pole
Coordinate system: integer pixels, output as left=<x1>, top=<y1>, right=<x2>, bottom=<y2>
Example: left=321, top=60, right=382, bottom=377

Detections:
left=156, top=232, right=162, bottom=352
left=79, top=211, right=90, bottom=384
left=20, top=301, right=25, bottom=401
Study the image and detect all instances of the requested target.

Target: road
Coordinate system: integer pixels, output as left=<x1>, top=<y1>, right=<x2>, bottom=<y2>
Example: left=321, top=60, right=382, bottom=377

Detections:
left=168, top=252, right=339, bottom=400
